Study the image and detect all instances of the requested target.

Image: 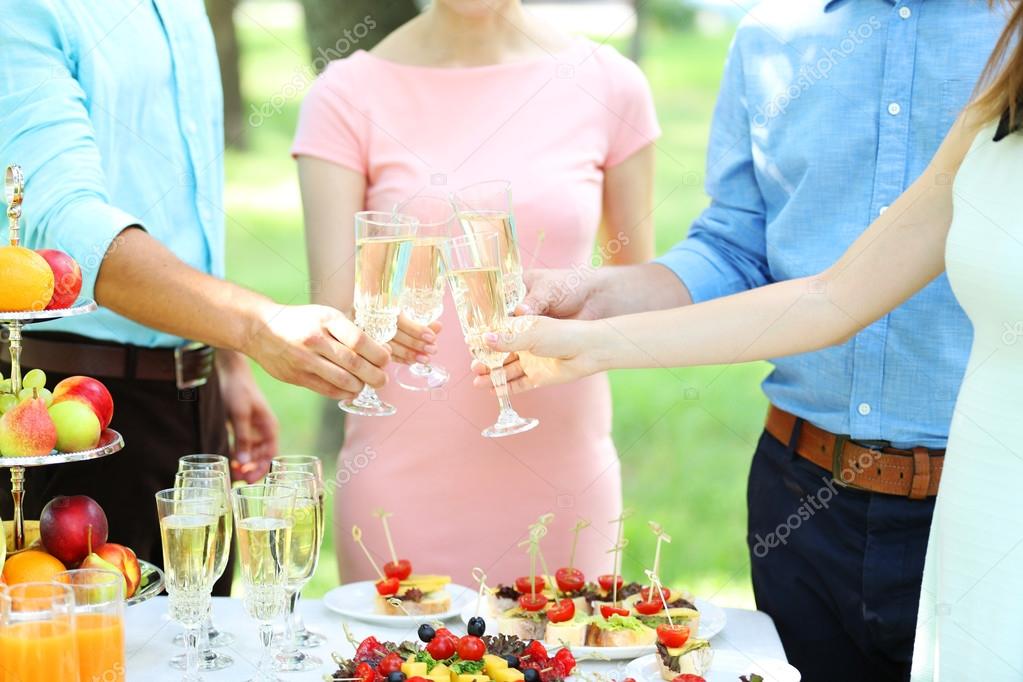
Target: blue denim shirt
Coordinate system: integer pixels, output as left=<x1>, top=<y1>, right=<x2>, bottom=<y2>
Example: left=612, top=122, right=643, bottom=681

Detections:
left=656, top=0, right=1004, bottom=447
left=0, top=0, right=224, bottom=347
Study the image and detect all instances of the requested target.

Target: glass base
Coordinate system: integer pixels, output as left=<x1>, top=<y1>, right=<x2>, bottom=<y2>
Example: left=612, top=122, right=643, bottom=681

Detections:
left=170, top=649, right=233, bottom=672
left=295, top=627, right=327, bottom=648
left=338, top=396, right=397, bottom=416
left=174, top=628, right=235, bottom=648
left=482, top=415, right=539, bottom=438
left=397, top=362, right=449, bottom=391
left=273, top=649, right=322, bottom=672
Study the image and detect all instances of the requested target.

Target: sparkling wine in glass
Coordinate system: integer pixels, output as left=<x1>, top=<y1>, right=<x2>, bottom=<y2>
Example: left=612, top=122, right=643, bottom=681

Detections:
left=173, top=454, right=235, bottom=657
left=393, top=195, right=459, bottom=391
left=339, top=211, right=418, bottom=416
left=265, top=471, right=321, bottom=671
left=269, top=455, right=326, bottom=649
left=441, top=232, right=539, bottom=438
left=451, top=180, right=525, bottom=314
left=232, top=484, right=295, bottom=682
left=156, top=487, right=222, bottom=682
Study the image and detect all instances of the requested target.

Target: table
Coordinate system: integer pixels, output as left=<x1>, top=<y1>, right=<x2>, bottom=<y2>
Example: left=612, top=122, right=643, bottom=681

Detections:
left=126, top=597, right=788, bottom=680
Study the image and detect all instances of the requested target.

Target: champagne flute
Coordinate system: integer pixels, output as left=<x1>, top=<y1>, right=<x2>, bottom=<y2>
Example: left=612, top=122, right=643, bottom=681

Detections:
left=441, top=232, right=539, bottom=437
left=156, top=487, right=222, bottom=682
left=174, top=454, right=235, bottom=650
left=393, top=195, right=459, bottom=391
left=339, top=211, right=418, bottom=416
left=265, top=471, right=321, bottom=671
left=232, top=484, right=295, bottom=682
left=269, top=455, right=326, bottom=648
left=451, top=180, right=525, bottom=313
left=170, top=470, right=233, bottom=672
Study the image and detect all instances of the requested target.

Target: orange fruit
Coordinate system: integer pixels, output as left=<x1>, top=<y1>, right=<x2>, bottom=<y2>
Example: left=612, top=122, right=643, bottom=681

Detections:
left=1, top=549, right=66, bottom=585
left=0, top=246, right=55, bottom=312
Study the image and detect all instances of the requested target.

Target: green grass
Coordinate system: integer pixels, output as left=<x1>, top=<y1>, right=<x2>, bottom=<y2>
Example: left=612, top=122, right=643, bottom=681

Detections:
left=226, top=12, right=764, bottom=608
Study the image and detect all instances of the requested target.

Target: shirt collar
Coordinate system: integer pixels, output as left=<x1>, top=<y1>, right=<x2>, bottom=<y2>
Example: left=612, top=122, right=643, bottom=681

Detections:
left=825, top=0, right=897, bottom=10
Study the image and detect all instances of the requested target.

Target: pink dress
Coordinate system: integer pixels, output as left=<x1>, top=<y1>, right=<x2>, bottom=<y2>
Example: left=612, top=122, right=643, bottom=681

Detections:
left=292, top=38, right=660, bottom=587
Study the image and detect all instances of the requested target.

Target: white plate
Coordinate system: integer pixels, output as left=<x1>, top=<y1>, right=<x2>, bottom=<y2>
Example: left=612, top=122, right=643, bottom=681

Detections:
left=459, top=598, right=727, bottom=660
left=624, top=651, right=800, bottom=682
left=324, top=581, right=476, bottom=626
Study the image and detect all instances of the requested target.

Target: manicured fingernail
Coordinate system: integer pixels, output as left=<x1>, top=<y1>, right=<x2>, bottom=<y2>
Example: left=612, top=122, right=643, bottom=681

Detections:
left=416, top=354, right=430, bottom=364
left=424, top=344, right=439, bottom=354
left=484, top=332, right=499, bottom=345
left=422, top=332, right=436, bottom=343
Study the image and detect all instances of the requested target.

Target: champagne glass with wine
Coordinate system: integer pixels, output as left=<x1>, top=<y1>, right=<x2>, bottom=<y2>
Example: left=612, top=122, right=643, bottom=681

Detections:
left=393, top=194, right=459, bottom=391
left=340, top=211, right=418, bottom=416
left=441, top=232, right=539, bottom=437
left=265, top=470, right=321, bottom=671
left=156, top=487, right=222, bottom=682
left=451, top=180, right=525, bottom=314
left=232, top=484, right=295, bottom=682
left=269, top=455, right=326, bottom=648
left=174, top=454, right=235, bottom=652
left=170, top=468, right=233, bottom=672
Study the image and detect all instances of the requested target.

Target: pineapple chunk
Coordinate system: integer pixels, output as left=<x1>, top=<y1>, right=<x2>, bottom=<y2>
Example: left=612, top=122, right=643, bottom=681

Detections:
left=493, top=669, right=525, bottom=682
left=402, top=662, right=429, bottom=677
left=483, top=655, right=508, bottom=675
left=456, top=675, right=489, bottom=682
left=400, top=574, right=452, bottom=594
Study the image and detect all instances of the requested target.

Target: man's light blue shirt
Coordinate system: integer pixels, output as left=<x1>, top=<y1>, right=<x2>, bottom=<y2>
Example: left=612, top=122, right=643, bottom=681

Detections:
left=656, top=0, right=1004, bottom=448
left=0, top=0, right=224, bottom=347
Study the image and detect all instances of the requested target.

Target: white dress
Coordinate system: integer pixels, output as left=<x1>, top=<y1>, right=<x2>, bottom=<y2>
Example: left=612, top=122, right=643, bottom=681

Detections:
left=911, top=122, right=1023, bottom=680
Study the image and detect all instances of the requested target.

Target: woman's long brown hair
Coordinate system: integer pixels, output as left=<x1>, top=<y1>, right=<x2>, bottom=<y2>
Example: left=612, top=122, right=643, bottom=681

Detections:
left=972, top=1, right=1023, bottom=129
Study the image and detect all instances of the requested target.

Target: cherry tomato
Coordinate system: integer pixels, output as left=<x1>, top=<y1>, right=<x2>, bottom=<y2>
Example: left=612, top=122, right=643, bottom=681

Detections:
left=378, top=653, right=404, bottom=676
left=456, top=635, right=486, bottom=661
left=597, top=574, right=623, bottom=592
left=383, top=559, right=413, bottom=580
left=375, top=577, right=401, bottom=596
left=634, top=599, right=663, bottom=615
left=623, top=678, right=637, bottom=682
left=356, top=662, right=376, bottom=682
left=355, top=636, right=389, bottom=663
left=546, top=598, right=575, bottom=623
left=408, top=677, right=432, bottom=682
left=671, top=676, right=706, bottom=682
left=599, top=604, right=630, bottom=619
left=434, top=627, right=459, bottom=643
left=426, top=634, right=456, bottom=660
left=656, top=624, right=691, bottom=648
left=514, top=576, right=546, bottom=594
left=519, top=593, right=549, bottom=612
left=554, top=567, right=585, bottom=593
left=640, top=586, right=671, bottom=602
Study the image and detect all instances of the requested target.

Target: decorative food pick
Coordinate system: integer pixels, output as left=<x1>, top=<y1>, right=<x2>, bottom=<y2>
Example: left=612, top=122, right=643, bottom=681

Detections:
left=555, top=519, right=590, bottom=594
left=374, top=508, right=413, bottom=580
left=351, top=525, right=399, bottom=596
left=648, top=522, right=672, bottom=580
left=517, top=529, right=549, bottom=612
left=472, top=566, right=489, bottom=618
left=529, top=516, right=555, bottom=594
left=605, top=509, right=632, bottom=606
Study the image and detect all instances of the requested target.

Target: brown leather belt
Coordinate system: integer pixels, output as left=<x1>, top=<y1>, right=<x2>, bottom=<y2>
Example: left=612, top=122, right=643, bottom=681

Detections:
left=766, top=406, right=943, bottom=499
left=0, top=332, right=214, bottom=390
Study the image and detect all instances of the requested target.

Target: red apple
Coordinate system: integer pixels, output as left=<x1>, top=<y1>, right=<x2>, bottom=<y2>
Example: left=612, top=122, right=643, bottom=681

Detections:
left=93, top=543, right=141, bottom=598
left=39, top=495, right=109, bottom=566
left=51, top=376, right=114, bottom=430
left=35, top=249, right=82, bottom=310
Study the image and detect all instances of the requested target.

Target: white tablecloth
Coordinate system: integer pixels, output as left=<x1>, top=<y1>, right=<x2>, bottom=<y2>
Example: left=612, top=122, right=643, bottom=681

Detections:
left=125, top=597, right=787, bottom=680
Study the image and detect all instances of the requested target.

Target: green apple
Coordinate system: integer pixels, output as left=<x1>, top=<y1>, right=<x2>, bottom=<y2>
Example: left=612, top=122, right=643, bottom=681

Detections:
left=48, top=400, right=101, bottom=452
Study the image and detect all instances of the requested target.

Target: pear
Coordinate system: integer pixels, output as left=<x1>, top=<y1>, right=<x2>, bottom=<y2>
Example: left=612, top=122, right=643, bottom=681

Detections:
left=0, top=392, right=57, bottom=456
left=78, top=527, right=128, bottom=601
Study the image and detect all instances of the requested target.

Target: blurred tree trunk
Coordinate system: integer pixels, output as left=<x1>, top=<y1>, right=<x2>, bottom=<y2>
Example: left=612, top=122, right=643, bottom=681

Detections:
left=298, top=0, right=420, bottom=456
left=206, top=0, right=246, bottom=149
left=300, top=0, right=420, bottom=74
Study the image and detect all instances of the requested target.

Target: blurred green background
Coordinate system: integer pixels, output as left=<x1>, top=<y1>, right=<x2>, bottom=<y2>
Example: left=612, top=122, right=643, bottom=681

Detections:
left=223, top=2, right=768, bottom=607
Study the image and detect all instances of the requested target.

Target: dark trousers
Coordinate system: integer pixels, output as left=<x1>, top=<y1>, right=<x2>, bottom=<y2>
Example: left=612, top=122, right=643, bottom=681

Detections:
left=747, top=431, right=935, bottom=682
left=0, top=360, right=234, bottom=596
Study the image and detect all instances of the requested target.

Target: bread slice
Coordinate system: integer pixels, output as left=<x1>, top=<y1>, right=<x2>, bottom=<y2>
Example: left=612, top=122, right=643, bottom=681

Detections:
left=584, top=621, right=657, bottom=647
left=656, top=640, right=713, bottom=681
left=497, top=614, right=547, bottom=640
left=376, top=590, right=451, bottom=616
left=544, top=620, right=587, bottom=647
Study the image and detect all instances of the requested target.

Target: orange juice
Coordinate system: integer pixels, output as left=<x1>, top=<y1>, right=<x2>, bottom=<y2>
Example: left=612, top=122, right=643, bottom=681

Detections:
left=0, top=619, right=79, bottom=682
left=75, top=612, right=125, bottom=682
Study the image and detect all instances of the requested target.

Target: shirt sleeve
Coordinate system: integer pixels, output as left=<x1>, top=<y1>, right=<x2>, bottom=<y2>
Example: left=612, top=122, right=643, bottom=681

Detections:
left=603, top=51, right=661, bottom=168
left=291, top=60, right=368, bottom=174
left=0, top=0, right=142, bottom=303
left=654, top=35, right=771, bottom=303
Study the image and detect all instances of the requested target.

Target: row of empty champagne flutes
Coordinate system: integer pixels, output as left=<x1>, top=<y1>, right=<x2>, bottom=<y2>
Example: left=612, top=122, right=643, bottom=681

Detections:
left=160, top=454, right=326, bottom=682
left=339, top=180, right=539, bottom=437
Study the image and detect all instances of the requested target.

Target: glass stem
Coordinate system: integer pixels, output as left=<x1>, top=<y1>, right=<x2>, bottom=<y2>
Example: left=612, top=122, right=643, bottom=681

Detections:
left=282, top=589, right=300, bottom=656
left=354, top=385, right=380, bottom=408
left=490, top=366, right=516, bottom=416
left=258, top=622, right=275, bottom=681
left=292, top=590, right=307, bottom=636
left=198, top=615, right=215, bottom=662
left=184, top=625, right=201, bottom=681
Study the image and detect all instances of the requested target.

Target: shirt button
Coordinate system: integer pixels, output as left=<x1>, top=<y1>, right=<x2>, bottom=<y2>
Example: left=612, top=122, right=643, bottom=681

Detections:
left=888, top=102, right=902, bottom=116
left=858, top=403, right=872, bottom=416
left=879, top=205, right=889, bottom=215
left=898, top=6, right=912, bottom=19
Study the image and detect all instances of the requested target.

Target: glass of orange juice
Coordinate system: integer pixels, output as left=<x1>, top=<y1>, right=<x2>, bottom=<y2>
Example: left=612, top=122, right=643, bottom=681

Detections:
left=57, top=569, right=126, bottom=682
left=0, top=581, right=81, bottom=682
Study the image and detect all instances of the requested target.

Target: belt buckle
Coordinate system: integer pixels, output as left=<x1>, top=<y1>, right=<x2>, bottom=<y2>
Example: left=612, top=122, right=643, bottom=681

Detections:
left=831, top=434, right=852, bottom=488
left=174, top=342, right=209, bottom=391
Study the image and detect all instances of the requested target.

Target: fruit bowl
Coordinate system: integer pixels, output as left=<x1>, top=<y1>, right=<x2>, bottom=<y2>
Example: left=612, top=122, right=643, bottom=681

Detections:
left=0, top=298, right=97, bottom=324
left=128, top=560, right=165, bottom=606
left=0, top=429, right=124, bottom=467
left=3, top=519, right=40, bottom=551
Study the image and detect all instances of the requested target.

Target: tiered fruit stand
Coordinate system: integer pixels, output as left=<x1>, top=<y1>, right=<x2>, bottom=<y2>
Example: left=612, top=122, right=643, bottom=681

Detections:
left=1, top=164, right=163, bottom=604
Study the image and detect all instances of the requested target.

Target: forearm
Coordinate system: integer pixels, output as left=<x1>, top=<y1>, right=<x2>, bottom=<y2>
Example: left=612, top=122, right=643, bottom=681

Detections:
left=589, top=263, right=693, bottom=317
left=95, top=228, right=272, bottom=352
